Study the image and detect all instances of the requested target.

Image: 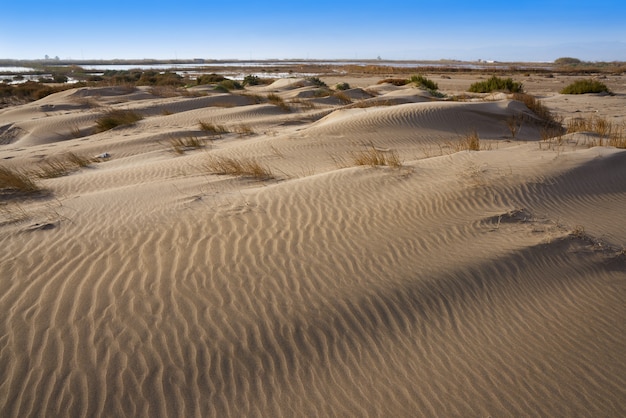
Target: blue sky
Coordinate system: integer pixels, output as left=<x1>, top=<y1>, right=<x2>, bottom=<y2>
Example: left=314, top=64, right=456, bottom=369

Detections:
left=2, top=1, right=625, bottom=62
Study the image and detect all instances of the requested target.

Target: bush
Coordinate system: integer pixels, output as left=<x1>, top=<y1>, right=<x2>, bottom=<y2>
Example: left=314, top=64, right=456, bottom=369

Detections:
left=197, top=73, right=226, bottom=85
left=409, top=74, right=438, bottom=91
left=242, top=75, right=261, bottom=86
left=468, top=76, right=523, bottom=93
left=217, top=79, right=242, bottom=91
left=95, top=109, right=143, bottom=132
left=335, top=82, right=351, bottom=91
left=560, top=79, right=611, bottom=94
left=306, top=77, right=327, bottom=88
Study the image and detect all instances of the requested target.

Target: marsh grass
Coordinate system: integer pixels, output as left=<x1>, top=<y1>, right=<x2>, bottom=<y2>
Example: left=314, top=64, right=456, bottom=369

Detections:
left=205, top=156, right=274, bottom=180
left=352, top=146, right=402, bottom=168
left=95, top=109, right=143, bottom=132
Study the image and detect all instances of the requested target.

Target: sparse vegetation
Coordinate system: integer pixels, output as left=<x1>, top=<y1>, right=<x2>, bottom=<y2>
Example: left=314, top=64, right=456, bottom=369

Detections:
left=565, top=115, right=626, bottom=148
left=35, top=152, right=94, bottom=178
left=458, top=130, right=481, bottom=151
left=377, top=78, right=409, bottom=86
left=205, top=156, right=274, bottom=180
left=335, top=82, right=351, bottom=91
left=468, top=76, right=523, bottom=93
left=267, top=93, right=290, bottom=111
left=352, top=146, right=402, bottom=168
left=307, top=77, right=327, bottom=88
left=234, top=124, right=255, bottom=136
left=409, top=74, right=438, bottom=91
left=560, top=79, right=611, bottom=94
left=169, top=136, right=206, bottom=154
left=199, top=121, right=229, bottom=136
left=95, top=109, right=143, bottom=132
left=0, top=166, right=41, bottom=194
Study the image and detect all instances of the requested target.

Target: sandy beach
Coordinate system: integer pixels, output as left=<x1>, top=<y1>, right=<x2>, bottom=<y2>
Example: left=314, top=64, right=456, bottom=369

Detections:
left=1, top=68, right=625, bottom=417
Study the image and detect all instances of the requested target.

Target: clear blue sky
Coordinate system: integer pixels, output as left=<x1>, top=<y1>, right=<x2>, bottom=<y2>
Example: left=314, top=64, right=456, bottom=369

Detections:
left=2, top=0, right=625, bottom=62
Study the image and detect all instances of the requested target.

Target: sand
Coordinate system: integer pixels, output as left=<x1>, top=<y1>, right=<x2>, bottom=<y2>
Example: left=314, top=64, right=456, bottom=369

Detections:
left=1, top=71, right=625, bottom=417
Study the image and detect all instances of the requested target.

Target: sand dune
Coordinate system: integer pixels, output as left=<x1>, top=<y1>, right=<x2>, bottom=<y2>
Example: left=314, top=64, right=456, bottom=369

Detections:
left=1, top=75, right=625, bottom=417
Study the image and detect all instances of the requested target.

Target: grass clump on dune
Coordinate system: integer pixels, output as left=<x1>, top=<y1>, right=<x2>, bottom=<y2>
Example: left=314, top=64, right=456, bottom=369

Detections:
left=267, top=93, right=290, bottom=111
left=170, top=136, right=206, bottom=154
left=95, top=109, right=143, bottom=132
left=353, top=146, right=402, bottom=168
left=35, top=152, right=95, bottom=178
left=468, top=76, right=523, bottom=93
left=199, top=121, right=229, bottom=136
left=409, top=74, right=439, bottom=91
left=0, top=166, right=41, bottom=195
left=205, top=155, right=274, bottom=180
left=560, top=79, right=611, bottom=94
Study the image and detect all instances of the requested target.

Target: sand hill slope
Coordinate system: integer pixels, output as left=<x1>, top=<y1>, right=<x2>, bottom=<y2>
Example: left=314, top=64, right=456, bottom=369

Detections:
left=1, top=79, right=625, bottom=417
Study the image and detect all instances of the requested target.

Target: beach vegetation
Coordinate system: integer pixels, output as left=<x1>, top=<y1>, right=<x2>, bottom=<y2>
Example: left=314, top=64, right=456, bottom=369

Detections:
left=377, top=78, right=409, bottom=86
left=307, top=77, right=327, bottom=88
left=352, top=146, right=402, bottom=168
left=335, top=82, right=351, bottom=90
left=267, top=93, right=290, bottom=111
left=205, top=155, right=274, bottom=180
left=217, top=79, right=243, bottom=91
left=169, top=136, right=206, bottom=154
left=199, top=121, right=229, bottom=136
left=95, top=109, right=143, bottom=132
left=197, top=73, right=226, bottom=85
left=468, top=76, right=523, bottom=93
left=0, top=166, right=41, bottom=194
left=409, top=74, right=439, bottom=91
left=560, top=79, right=611, bottom=94
left=36, top=152, right=94, bottom=178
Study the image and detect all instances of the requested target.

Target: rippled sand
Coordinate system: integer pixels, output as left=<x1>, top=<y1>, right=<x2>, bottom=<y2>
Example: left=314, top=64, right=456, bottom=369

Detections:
left=1, top=75, right=625, bottom=417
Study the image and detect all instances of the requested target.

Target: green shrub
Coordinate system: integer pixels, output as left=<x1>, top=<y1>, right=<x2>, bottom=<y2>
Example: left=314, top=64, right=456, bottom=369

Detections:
left=560, top=79, right=611, bottom=94
left=197, top=73, right=226, bottom=85
left=217, top=79, right=242, bottom=91
left=409, top=74, right=438, bottom=91
left=307, top=77, right=327, bottom=88
left=335, top=82, right=351, bottom=90
left=243, top=75, right=261, bottom=86
left=468, top=76, right=523, bottom=93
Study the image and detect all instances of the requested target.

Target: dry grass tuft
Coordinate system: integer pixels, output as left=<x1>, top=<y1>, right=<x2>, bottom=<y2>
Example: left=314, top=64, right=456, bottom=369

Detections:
left=199, top=121, right=229, bottom=136
left=352, top=146, right=402, bottom=168
left=170, top=136, right=206, bottom=154
left=267, top=93, right=291, bottom=111
left=36, top=152, right=94, bottom=178
left=458, top=130, right=481, bottom=151
left=205, top=156, right=274, bottom=180
left=566, top=115, right=626, bottom=148
left=234, top=124, right=255, bottom=137
left=95, top=109, right=143, bottom=132
left=0, top=166, right=42, bottom=194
